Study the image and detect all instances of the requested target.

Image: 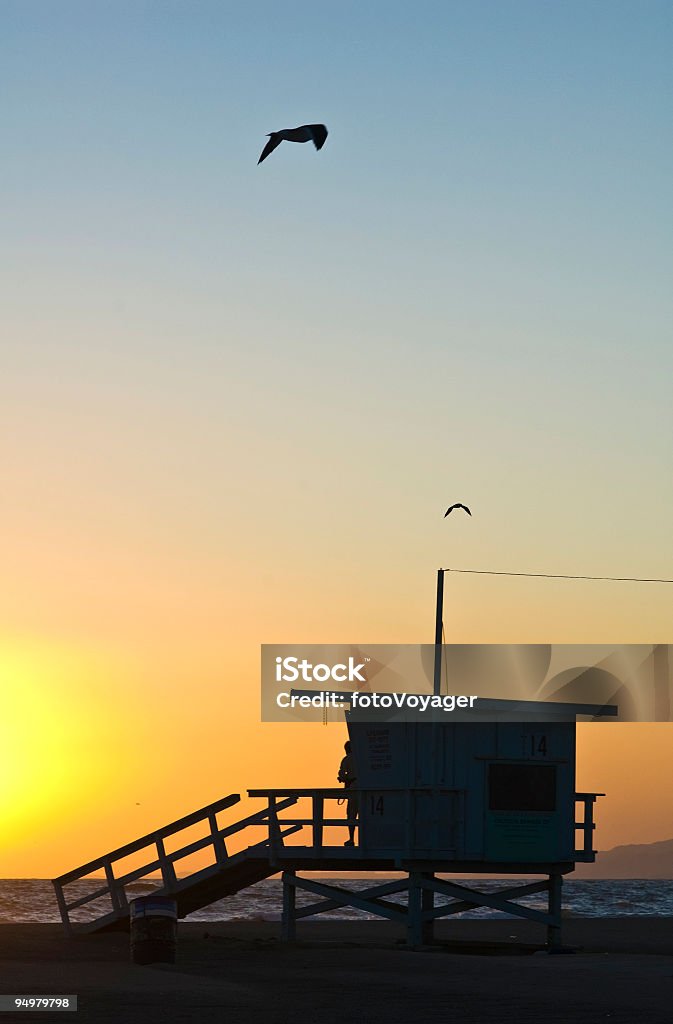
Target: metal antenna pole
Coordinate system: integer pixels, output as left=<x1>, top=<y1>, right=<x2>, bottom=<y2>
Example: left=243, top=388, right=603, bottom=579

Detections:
left=433, top=568, right=444, bottom=696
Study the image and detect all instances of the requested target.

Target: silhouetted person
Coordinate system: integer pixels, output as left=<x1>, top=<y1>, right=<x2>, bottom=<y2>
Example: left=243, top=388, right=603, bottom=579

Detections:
left=337, top=741, right=358, bottom=846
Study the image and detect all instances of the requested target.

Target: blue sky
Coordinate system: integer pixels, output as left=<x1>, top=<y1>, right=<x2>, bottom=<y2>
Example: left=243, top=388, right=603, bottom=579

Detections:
left=2, top=0, right=672, bottom=641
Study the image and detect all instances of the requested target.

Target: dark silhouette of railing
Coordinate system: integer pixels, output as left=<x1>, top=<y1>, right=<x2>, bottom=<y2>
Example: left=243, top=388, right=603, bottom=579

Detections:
left=52, top=792, right=300, bottom=934
left=52, top=788, right=602, bottom=935
left=575, top=792, right=603, bottom=859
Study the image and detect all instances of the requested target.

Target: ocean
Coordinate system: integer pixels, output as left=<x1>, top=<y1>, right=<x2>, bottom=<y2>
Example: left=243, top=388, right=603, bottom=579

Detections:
left=2, top=878, right=673, bottom=925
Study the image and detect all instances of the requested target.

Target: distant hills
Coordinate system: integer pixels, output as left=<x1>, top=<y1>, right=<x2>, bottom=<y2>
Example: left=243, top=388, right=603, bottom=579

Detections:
left=575, top=837, right=673, bottom=879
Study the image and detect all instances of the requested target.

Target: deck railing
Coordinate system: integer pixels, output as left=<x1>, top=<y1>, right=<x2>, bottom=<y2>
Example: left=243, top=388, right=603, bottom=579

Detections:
left=248, top=787, right=465, bottom=859
left=250, top=789, right=603, bottom=861
left=574, top=791, right=604, bottom=860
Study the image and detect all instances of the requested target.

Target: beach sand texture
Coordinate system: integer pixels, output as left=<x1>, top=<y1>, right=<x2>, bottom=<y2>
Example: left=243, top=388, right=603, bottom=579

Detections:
left=1, top=919, right=673, bottom=1023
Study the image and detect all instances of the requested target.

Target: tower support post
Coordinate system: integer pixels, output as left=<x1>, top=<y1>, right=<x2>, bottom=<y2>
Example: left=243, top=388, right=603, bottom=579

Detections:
left=281, top=870, right=297, bottom=942
left=547, top=872, right=563, bottom=951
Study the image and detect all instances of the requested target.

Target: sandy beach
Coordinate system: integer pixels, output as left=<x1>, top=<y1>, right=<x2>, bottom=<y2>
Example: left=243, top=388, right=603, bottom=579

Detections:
left=1, top=919, right=672, bottom=1023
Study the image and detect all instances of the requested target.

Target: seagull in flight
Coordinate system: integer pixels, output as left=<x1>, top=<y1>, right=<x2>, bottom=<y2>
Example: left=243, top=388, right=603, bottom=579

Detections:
left=258, top=124, right=328, bottom=164
left=444, top=503, right=472, bottom=517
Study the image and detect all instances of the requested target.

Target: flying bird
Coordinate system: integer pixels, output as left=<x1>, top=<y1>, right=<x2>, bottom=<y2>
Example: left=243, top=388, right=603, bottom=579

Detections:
left=444, top=503, right=472, bottom=517
left=258, top=124, right=328, bottom=164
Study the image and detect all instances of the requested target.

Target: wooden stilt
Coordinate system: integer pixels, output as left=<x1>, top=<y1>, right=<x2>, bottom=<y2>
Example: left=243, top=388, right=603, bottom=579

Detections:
left=421, top=872, right=435, bottom=945
left=408, top=872, right=423, bottom=948
left=547, top=872, right=563, bottom=951
left=282, top=870, right=296, bottom=942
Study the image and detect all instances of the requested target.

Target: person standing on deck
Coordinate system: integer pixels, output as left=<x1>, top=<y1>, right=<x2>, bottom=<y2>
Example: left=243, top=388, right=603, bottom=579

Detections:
left=337, top=741, right=358, bottom=846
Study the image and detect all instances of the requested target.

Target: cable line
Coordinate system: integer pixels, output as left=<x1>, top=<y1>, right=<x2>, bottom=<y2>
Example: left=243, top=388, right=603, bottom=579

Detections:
left=442, top=568, right=673, bottom=584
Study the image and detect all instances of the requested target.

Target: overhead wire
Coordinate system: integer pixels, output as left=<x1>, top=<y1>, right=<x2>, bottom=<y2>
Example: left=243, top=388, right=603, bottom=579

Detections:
left=442, top=568, right=673, bottom=584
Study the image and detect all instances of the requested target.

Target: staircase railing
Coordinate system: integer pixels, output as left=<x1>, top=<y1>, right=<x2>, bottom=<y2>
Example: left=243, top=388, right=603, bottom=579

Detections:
left=51, top=792, right=299, bottom=934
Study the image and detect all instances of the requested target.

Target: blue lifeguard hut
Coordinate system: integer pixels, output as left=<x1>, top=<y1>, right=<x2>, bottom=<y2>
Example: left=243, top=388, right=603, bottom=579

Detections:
left=336, top=700, right=611, bottom=947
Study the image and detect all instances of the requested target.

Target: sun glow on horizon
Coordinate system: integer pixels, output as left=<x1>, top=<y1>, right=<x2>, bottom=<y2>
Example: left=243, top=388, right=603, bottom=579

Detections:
left=0, top=637, right=132, bottom=851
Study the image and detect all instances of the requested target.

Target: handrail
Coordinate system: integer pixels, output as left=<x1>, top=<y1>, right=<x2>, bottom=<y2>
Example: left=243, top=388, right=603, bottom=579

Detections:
left=248, top=787, right=464, bottom=796
left=54, top=793, right=242, bottom=885
left=52, top=793, right=299, bottom=932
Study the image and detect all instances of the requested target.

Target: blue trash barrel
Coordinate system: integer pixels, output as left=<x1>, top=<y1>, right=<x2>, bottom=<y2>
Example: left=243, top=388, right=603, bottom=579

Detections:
left=130, top=896, right=178, bottom=964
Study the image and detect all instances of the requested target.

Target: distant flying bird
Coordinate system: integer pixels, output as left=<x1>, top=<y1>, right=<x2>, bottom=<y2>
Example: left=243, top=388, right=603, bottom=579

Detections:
left=257, top=124, right=328, bottom=164
left=444, top=503, right=472, bottom=517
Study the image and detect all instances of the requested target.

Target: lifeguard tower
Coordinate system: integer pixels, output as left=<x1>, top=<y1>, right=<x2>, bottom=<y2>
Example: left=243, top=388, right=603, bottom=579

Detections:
left=53, top=572, right=613, bottom=949
left=52, top=706, right=608, bottom=949
left=52, top=706, right=611, bottom=951
left=322, top=702, right=611, bottom=947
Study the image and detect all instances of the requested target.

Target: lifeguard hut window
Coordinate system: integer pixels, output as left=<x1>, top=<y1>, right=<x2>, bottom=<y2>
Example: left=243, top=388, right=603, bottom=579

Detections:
left=488, top=763, right=557, bottom=813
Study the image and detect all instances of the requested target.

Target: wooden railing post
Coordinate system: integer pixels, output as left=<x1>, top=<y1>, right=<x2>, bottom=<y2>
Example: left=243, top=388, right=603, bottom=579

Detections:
left=268, top=794, right=281, bottom=864
left=209, top=812, right=228, bottom=866
left=156, top=838, right=177, bottom=889
left=52, top=881, right=72, bottom=936
left=583, top=796, right=595, bottom=855
left=312, top=794, right=324, bottom=851
left=103, top=858, right=123, bottom=914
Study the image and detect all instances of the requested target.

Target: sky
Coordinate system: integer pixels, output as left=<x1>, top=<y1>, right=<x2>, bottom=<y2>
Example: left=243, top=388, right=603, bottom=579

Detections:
left=1, top=0, right=672, bottom=878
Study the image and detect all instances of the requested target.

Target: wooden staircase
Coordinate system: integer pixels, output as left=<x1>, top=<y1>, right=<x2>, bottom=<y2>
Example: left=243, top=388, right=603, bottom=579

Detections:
left=51, top=792, right=302, bottom=933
